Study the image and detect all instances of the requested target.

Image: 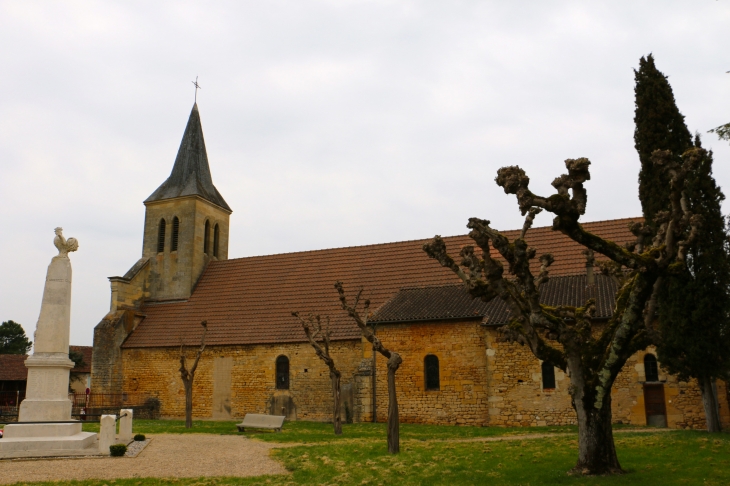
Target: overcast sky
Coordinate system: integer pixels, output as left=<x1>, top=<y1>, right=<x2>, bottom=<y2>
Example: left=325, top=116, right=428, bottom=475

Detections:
left=1, top=1, right=728, bottom=347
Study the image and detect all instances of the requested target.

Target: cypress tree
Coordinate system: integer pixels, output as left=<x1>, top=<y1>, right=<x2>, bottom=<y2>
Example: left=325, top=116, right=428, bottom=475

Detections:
left=634, top=54, right=693, bottom=231
left=656, top=139, right=730, bottom=433
left=635, top=54, right=730, bottom=432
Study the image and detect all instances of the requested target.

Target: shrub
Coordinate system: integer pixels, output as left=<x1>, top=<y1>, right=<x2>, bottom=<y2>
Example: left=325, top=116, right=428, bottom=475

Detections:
left=134, top=433, right=146, bottom=441
left=109, top=444, right=127, bottom=457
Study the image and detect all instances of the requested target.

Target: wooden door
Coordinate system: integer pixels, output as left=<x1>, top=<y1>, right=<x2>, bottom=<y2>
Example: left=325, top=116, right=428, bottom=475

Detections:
left=643, top=384, right=667, bottom=427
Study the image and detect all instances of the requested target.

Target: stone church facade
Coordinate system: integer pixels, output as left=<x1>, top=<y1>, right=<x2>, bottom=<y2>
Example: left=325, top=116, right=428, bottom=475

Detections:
left=91, top=104, right=730, bottom=430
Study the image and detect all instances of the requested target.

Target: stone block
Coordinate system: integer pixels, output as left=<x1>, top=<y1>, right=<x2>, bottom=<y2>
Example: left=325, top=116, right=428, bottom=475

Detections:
left=119, top=409, right=133, bottom=443
left=3, top=422, right=80, bottom=439
left=99, top=415, right=116, bottom=455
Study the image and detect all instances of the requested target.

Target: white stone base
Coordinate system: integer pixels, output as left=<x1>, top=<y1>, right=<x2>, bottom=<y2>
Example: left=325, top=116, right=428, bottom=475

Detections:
left=0, top=421, right=97, bottom=458
left=0, top=432, right=97, bottom=457
left=3, top=422, right=80, bottom=439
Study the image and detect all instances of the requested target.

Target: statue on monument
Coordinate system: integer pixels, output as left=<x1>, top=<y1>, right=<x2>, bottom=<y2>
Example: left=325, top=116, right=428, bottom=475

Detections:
left=53, top=227, right=79, bottom=257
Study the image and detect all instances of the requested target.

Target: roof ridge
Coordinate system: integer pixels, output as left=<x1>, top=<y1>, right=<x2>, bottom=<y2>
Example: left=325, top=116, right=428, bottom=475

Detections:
left=217, top=217, right=642, bottom=263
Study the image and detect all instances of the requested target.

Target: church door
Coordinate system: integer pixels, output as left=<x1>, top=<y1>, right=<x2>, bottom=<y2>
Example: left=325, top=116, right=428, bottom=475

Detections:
left=212, top=357, right=233, bottom=420
left=643, top=384, right=667, bottom=427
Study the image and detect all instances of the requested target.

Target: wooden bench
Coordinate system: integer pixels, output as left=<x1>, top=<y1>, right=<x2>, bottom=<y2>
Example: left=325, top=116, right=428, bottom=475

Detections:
left=236, top=414, right=286, bottom=432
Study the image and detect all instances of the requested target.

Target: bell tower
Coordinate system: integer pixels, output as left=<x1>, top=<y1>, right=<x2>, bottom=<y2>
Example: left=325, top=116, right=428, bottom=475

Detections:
left=142, top=103, right=232, bottom=301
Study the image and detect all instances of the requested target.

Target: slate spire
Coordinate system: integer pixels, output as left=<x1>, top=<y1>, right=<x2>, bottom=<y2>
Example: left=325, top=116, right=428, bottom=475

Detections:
left=145, top=103, right=231, bottom=211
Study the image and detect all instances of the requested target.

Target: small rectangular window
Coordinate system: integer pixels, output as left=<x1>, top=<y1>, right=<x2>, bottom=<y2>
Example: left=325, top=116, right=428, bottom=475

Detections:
left=276, top=356, right=289, bottom=390
left=425, top=355, right=440, bottom=390
left=542, top=361, right=556, bottom=390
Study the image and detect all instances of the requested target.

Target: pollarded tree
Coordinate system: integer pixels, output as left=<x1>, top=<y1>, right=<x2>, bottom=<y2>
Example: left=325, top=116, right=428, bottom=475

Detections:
left=424, top=149, right=703, bottom=475
left=335, top=282, right=402, bottom=454
left=179, top=320, right=207, bottom=429
left=292, top=312, right=343, bottom=435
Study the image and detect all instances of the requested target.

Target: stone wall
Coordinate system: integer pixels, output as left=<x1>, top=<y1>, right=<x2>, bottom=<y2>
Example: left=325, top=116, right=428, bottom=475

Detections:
left=121, top=340, right=362, bottom=421
left=484, top=330, right=574, bottom=426
left=142, top=196, right=230, bottom=302
left=91, top=310, right=139, bottom=394
left=485, top=335, right=730, bottom=430
left=367, top=320, right=490, bottom=426
left=117, top=319, right=729, bottom=429
left=613, top=348, right=730, bottom=430
left=109, top=258, right=150, bottom=313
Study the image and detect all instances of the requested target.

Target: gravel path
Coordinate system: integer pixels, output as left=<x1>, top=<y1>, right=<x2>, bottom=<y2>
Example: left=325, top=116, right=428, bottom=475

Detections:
left=0, top=434, right=288, bottom=484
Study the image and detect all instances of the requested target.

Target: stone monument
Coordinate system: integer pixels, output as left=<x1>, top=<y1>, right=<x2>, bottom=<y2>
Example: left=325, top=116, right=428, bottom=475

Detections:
left=0, top=228, right=97, bottom=457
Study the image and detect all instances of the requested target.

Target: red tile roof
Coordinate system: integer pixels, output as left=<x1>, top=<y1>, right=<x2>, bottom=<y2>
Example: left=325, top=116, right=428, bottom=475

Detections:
left=122, top=218, right=639, bottom=348
left=0, top=355, right=28, bottom=381
left=0, top=346, right=93, bottom=380
left=70, top=346, right=92, bottom=373
left=371, top=274, right=619, bottom=325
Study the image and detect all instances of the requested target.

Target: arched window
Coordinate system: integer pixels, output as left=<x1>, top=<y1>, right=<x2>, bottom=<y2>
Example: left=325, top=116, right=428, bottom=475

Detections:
left=644, top=354, right=659, bottom=382
left=542, top=361, right=556, bottom=390
left=425, top=355, right=440, bottom=390
left=171, top=216, right=180, bottom=252
left=204, top=220, right=210, bottom=254
left=276, top=356, right=289, bottom=389
left=157, top=219, right=166, bottom=253
left=213, top=224, right=220, bottom=258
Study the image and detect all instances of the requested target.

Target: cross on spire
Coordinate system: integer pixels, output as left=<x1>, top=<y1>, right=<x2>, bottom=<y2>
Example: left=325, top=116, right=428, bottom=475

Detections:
left=192, top=76, right=202, bottom=103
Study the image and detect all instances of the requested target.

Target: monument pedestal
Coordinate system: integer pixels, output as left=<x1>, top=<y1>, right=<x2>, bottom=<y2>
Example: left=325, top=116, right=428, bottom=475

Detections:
left=16, top=354, right=75, bottom=421
left=0, top=355, right=97, bottom=457
left=0, top=228, right=99, bottom=459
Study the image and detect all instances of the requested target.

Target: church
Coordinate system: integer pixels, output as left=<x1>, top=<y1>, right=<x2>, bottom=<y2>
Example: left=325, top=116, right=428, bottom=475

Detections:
left=91, top=103, right=730, bottom=430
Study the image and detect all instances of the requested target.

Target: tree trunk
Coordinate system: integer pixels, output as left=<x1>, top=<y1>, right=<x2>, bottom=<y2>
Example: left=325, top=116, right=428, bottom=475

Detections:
left=572, top=393, right=622, bottom=475
left=386, top=353, right=402, bottom=454
left=699, top=376, right=722, bottom=433
left=184, top=379, right=193, bottom=429
left=331, top=371, right=342, bottom=435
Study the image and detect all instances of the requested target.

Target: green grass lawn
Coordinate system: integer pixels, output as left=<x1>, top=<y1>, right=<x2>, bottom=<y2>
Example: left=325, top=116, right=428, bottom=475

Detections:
left=77, top=418, right=583, bottom=442
left=3, top=420, right=729, bottom=485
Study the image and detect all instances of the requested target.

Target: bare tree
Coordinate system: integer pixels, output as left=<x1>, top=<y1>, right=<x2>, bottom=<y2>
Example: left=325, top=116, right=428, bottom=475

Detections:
left=179, top=320, right=208, bottom=429
left=335, top=282, right=402, bottom=454
left=424, top=150, right=703, bottom=475
left=292, top=311, right=343, bottom=435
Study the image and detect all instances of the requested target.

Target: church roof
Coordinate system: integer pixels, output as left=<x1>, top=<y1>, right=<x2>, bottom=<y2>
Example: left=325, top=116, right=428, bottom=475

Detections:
left=145, top=104, right=231, bottom=211
left=122, top=217, right=638, bottom=348
left=369, top=275, right=619, bottom=325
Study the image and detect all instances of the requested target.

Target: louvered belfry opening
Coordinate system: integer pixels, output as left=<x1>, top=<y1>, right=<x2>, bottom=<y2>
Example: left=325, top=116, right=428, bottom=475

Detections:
left=171, top=216, right=180, bottom=251
left=425, top=355, right=440, bottom=390
left=213, top=224, right=220, bottom=258
left=157, top=219, right=166, bottom=253
left=204, top=220, right=210, bottom=254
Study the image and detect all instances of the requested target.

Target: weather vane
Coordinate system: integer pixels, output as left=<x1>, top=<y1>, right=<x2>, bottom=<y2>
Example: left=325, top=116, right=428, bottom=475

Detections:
left=192, top=76, right=201, bottom=103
